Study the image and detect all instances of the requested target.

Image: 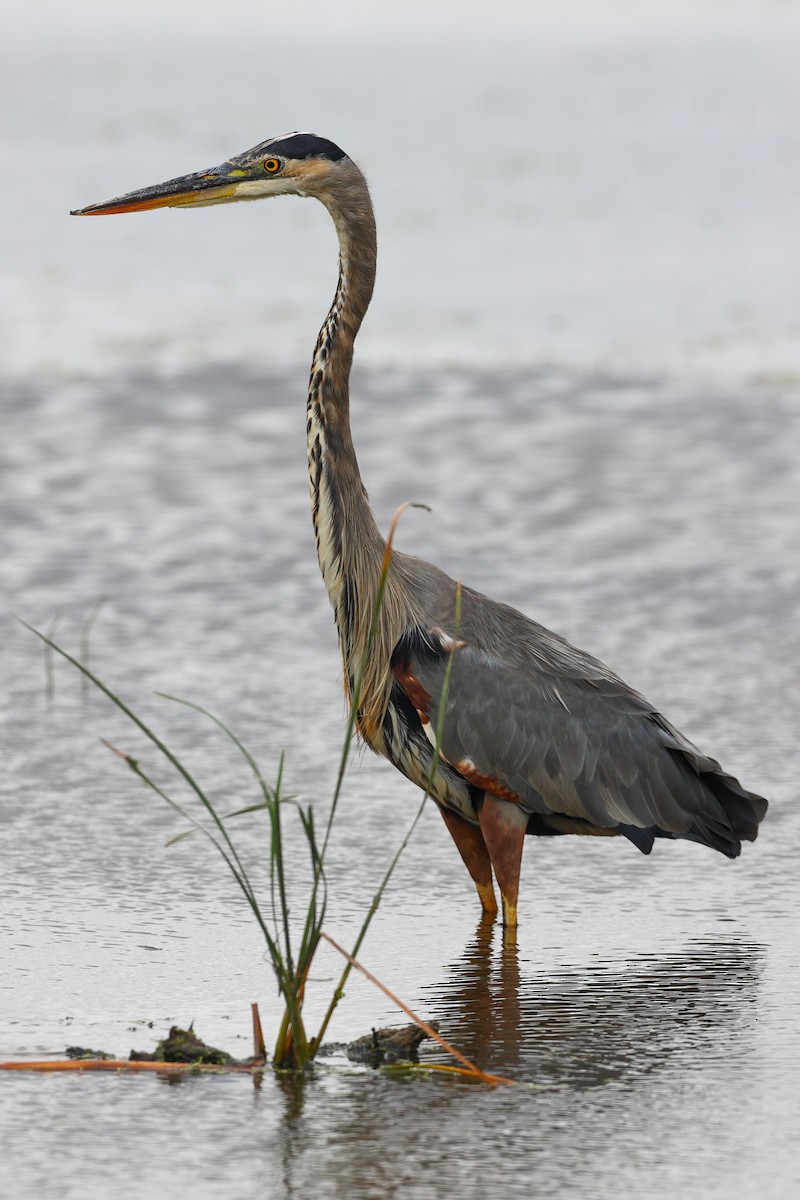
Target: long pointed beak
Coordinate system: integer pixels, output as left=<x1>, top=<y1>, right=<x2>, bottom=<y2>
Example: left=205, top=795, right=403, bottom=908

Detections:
left=71, top=162, right=251, bottom=216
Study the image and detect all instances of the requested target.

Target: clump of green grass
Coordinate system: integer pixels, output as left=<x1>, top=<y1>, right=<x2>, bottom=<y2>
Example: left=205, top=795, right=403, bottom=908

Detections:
left=20, top=512, right=466, bottom=1075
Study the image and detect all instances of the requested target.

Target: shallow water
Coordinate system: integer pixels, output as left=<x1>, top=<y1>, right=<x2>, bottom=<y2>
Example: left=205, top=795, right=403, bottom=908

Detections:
left=1, top=365, right=798, bottom=1198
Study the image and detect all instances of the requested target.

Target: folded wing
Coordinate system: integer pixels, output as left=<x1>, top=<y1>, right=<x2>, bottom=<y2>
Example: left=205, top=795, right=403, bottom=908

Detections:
left=392, top=616, right=767, bottom=858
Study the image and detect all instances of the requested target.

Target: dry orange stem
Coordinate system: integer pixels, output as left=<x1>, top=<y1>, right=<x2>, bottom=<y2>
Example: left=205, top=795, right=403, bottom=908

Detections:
left=320, top=933, right=515, bottom=1087
left=0, top=1059, right=257, bottom=1074
left=380, top=501, right=431, bottom=574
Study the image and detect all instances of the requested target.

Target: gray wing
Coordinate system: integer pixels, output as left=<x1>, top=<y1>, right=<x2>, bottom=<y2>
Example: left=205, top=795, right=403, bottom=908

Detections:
left=391, top=582, right=767, bottom=857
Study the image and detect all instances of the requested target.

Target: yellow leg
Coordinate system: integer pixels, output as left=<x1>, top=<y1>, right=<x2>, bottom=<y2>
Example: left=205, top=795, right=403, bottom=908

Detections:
left=500, top=894, right=518, bottom=928
left=477, top=795, right=528, bottom=927
left=475, top=880, right=499, bottom=918
left=439, top=807, right=498, bottom=918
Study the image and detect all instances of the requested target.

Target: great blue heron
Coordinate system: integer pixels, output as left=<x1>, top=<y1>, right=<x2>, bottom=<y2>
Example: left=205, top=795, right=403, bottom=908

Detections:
left=72, top=132, right=767, bottom=926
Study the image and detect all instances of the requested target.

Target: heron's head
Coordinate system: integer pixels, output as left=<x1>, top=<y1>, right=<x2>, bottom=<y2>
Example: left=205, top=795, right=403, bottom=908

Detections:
left=71, top=132, right=351, bottom=216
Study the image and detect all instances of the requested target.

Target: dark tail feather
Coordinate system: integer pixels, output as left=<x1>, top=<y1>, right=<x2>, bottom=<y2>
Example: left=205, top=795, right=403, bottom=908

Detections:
left=703, top=770, right=768, bottom=844
left=671, top=749, right=768, bottom=858
left=619, top=824, right=657, bottom=854
left=621, top=735, right=768, bottom=859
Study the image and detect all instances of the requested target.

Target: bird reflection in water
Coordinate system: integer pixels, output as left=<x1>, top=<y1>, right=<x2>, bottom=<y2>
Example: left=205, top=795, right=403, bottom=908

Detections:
left=421, top=922, right=763, bottom=1087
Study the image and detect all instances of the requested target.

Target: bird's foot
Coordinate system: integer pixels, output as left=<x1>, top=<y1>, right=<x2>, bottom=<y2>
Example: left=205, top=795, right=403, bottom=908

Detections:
left=500, top=893, right=518, bottom=928
left=475, top=880, right=499, bottom=918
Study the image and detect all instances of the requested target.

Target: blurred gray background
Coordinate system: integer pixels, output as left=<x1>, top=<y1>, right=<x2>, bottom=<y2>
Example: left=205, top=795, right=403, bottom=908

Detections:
left=2, top=0, right=800, bottom=381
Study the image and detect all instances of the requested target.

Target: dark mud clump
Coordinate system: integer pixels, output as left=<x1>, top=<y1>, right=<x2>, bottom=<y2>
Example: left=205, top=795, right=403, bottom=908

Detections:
left=66, top=1047, right=116, bottom=1061
left=320, top=1023, right=440, bottom=1068
left=129, top=1026, right=237, bottom=1066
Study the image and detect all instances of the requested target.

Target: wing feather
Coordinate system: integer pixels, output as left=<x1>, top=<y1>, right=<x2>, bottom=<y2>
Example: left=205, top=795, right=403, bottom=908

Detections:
left=390, top=582, right=766, bottom=857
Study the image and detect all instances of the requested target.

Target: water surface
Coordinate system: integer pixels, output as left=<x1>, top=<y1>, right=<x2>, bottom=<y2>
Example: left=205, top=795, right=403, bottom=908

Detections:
left=1, top=366, right=798, bottom=1199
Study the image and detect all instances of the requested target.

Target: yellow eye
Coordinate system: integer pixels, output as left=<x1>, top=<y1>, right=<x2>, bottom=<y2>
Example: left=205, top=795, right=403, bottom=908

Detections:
left=263, top=157, right=282, bottom=174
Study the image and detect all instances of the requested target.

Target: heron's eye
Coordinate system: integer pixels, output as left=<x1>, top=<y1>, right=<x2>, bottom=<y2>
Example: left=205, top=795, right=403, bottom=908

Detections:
left=263, top=157, right=283, bottom=174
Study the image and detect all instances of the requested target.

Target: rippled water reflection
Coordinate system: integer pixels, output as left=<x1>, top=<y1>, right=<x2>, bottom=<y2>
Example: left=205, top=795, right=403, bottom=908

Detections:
left=425, top=923, right=763, bottom=1088
left=1, top=367, right=798, bottom=1198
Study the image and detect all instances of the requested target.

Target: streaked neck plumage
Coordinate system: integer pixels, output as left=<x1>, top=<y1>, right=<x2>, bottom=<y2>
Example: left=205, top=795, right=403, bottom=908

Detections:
left=306, top=161, right=411, bottom=744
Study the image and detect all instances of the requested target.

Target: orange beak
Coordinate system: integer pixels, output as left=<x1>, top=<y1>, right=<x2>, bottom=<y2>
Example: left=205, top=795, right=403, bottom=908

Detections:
left=71, top=163, right=245, bottom=216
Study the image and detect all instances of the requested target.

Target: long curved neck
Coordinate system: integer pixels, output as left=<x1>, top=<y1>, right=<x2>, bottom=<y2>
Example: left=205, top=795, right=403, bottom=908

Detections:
left=308, top=164, right=383, bottom=623
left=307, top=164, right=408, bottom=739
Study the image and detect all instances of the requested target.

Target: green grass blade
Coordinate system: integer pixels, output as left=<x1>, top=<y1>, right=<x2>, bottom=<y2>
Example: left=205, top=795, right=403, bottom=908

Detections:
left=101, top=740, right=286, bottom=970
left=154, top=692, right=277, bottom=806
left=18, top=620, right=267, bottom=921
left=311, top=580, right=462, bottom=1053
left=164, top=801, right=272, bottom=846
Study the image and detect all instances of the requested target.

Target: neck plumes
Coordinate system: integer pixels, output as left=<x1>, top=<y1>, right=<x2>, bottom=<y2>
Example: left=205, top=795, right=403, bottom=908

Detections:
left=306, top=162, right=410, bottom=746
